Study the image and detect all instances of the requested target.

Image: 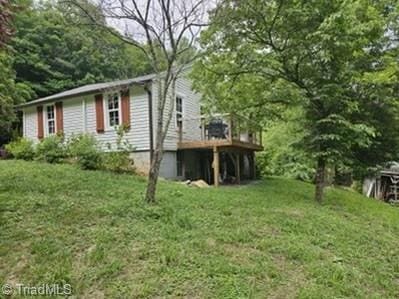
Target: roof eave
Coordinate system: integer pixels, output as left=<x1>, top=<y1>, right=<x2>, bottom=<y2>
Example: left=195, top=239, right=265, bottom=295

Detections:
left=16, top=78, right=153, bottom=109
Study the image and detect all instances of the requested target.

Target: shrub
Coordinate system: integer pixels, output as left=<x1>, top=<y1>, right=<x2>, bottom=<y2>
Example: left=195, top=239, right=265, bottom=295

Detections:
left=35, top=134, right=66, bottom=163
left=68, top=134, right=102, bottom=170
left=102, top=152, right=134, bottom=173
left=102, top=125, right=135, bottom=173
left=5, top=138, right=35, bottom=160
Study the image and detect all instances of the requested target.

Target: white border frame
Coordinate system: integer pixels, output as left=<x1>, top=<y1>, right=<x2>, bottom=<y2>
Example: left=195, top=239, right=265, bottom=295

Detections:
left=103, top=91, right=122, bottom=132
left=44, top=103, right=56, bottom=137
left=175, top=92, right=185, bottom=131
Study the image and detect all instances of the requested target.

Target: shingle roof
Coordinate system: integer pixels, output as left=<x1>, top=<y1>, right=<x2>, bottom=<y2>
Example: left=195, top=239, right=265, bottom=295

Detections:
left=18, top=73, right=156, bottom=107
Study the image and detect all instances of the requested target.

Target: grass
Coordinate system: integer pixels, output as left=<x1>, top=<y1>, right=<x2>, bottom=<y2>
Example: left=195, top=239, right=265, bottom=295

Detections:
left=1, top=160, right=399, bottom=298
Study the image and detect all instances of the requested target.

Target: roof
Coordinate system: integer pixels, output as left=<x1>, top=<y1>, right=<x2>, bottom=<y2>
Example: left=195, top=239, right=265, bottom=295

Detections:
left=18, top=73, right=156, bottom=108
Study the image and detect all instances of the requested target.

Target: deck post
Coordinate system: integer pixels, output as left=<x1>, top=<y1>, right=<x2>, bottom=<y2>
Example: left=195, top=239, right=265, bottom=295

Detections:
left=213, top=146, right=219, bottom=187
left=252, top=151, right=256, bottom=179
left=235, top=152, right=241, bottom=184
left=201, top=117, right=206, bottom=140
left=228, top=114, right=233, bottom=143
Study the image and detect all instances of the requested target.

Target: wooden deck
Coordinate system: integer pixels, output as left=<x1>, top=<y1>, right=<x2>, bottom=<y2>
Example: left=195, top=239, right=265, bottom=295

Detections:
left=177, top=114, right=263, bottom=187
left=177, top=113, right=263, bottom=151
left=178, top=138, right=263, bottom=151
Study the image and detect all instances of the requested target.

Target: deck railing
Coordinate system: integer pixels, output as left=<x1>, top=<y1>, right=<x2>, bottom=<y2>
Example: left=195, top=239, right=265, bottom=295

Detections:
left=178, top=113, right=263, bottom=148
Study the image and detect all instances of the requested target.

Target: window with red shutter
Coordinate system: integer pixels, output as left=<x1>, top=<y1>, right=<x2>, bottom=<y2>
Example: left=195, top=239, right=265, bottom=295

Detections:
left=37, top=106, right=44, bottom=139
left=121, top=89, right=130, bottom=129
left=55, top=102, right=63, bottom=134
left=95, top=94, right=105, bottom=133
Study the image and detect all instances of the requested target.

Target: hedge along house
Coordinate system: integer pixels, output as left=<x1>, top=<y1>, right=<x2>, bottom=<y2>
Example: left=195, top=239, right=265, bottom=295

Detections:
left=19, top=70, right=263, bottom=185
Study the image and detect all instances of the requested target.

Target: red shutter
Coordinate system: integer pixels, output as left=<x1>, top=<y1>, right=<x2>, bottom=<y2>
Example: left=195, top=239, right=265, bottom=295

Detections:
left=37, top=106, right=44, bottom=139
left=95, top=94, right=104, bottom=133
left=121, top=89, right=130, bottom=129
left=55, top=102, right=63, bottom=134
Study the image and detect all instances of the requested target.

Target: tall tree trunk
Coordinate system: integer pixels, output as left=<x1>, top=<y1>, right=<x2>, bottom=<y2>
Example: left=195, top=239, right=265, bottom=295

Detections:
left=315, top=157, right=326, bottom=203
left=145, top=77, right=176, bottom=203
left=145, top=147, right=163, bottom=203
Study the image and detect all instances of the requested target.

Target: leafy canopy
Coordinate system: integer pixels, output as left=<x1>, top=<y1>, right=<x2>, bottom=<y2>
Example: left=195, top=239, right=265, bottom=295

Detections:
left=194, top=0, right=399, bottom=184
left=11, top=1, right=151, bottom=100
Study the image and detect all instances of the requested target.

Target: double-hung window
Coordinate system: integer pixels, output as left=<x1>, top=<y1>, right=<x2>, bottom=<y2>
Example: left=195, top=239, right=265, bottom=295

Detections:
left=46, top=105, right=56, bottom=135
left=176, top=96, right=183, bottom=130
left=106, top=93, right=120, bottom=128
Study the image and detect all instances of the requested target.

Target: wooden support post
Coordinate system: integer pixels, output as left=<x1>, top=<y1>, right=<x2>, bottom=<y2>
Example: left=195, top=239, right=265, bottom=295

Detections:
left=228, top=114, right=233, bottom=143
left=201, top=117, right=206, bottom=140
left=235, top=152, right=241, bottom=184
left=213, top=146, right=219, bottom=187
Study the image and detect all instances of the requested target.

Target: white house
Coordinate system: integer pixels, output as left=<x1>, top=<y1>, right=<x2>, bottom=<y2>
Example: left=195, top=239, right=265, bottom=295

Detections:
left=20, top=70, right=263, bottom=185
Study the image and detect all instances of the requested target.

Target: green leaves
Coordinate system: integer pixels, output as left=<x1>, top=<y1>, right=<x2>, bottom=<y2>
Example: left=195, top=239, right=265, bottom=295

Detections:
left=11, top=1, right=151, bottom=100
left=0, top=50, right=30, bottom=142
left=194, top=0, right=399, bottom=187
left=0, top=0, right=14, bottom=48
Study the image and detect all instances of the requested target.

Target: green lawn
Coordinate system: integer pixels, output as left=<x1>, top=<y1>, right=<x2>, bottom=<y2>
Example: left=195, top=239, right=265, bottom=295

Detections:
left=1, top=160, right=399, bottom=298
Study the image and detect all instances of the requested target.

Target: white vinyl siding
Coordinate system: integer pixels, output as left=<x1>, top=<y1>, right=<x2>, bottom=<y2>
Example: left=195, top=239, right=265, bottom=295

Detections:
left=152, top=72, right=201, bottom=151
left=85, top=85, right=150, bottom=151
left=23, top=106, right=38, bottom=143
left=21, top=71, right=201, bottom=179
left=23, top=85, right=151, bottom=152
left=63, top=98, right=84, bottom=137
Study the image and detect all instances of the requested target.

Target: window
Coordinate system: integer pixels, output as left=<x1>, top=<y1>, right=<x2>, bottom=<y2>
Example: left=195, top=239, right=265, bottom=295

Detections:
left=177, top=151, right=184, bottom=177
left=46, top=105, right=55, bottom=135
left=176, top=96, right=183, bottom=130
left=106, top=93, right=120, bottom=128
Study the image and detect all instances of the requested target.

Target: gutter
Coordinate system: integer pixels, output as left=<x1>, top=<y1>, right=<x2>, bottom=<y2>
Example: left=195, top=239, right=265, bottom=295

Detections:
left=145, top=83, right=154, bottom=163
left=16, top=89, right=107, bottom=109
left=16, top=79, right=154, bottom=109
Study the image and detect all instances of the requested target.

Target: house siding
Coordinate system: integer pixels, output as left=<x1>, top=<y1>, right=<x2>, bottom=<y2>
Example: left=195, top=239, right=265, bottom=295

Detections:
left=24, top=106, right=38, bottom=143
left=23, top=85, right=153, bottom=175
left=63, top=98, right=84, bottom=138
left=22, top=71, right=201, bottom=179
left=85, top=85, right=150, bottom=151
left=23, top=85, right=151, bottom=150
left=152, top=72, right=201, bottom=151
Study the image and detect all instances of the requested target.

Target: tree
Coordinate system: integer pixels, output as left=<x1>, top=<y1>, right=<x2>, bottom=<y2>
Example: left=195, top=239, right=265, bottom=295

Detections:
left=0, top=0, right=14, bottom=47
left=0, top=51, right=31, bottom=144
left=11, top=1, right=151, bottom=100
left=67, top=0, right=213, bottom=203
left=0, top=0, right=31, bottom=144
left=257, top=107, right=315, bottom=182
left=194, top=0, right=398, bottom=202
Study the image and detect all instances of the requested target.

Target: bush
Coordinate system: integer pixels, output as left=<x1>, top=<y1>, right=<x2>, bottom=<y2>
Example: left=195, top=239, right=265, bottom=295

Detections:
left=36, top=134, right=66, bottom=163
left=68, top=134, right=102, bottom=170
left=102, top=125, right=135, bottom=173
left=102, top=152, right=134, bottom=173
left=5, top=138, right=35, bottom=160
